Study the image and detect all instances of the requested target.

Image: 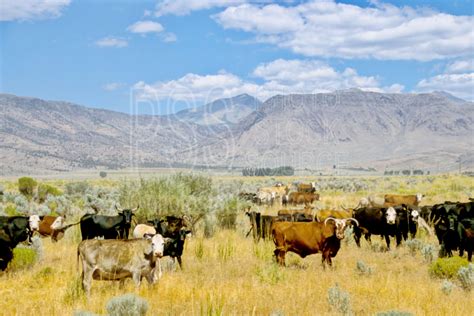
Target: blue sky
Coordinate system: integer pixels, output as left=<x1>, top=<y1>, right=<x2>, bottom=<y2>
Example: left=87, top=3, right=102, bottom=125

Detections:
left=0, top=0, right=472, bottom=114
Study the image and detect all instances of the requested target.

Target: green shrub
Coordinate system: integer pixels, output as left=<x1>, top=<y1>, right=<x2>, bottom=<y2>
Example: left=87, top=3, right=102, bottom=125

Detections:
left=63, top=277, right=84, bottom=305
left=216, top=197, right=241, bottom=230
left=4, top=204, right=18, bottom=216
left=255, top=263, right=285, bottom=285
left=405, top=239, right=423, bottom=256
left=421, top=244, right=437, bottom=263
left=195, top=238, right=205, bottom=260
left=65, top=181, right=90, bottom=196
left=106, top=293, right=149, bottom=316
left=10, top=247, right=37, bottom=270
left=457, top=263, right=474, bottom=292
left=429, top=257, right=469, bottom=279
left=37, top=183, right=62, bottom=203
left=327, top=284, right=352, bottom=315
left=18, top=177, right=37, bottom=199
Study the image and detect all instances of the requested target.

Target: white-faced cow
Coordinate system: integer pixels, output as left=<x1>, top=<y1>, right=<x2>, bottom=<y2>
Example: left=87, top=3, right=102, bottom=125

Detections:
left=77, top=234, right=167, bottom=295
left=353, top=207, right=401, bottom=249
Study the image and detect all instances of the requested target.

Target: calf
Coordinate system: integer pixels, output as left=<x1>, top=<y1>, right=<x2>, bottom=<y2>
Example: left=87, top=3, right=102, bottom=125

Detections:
left=77, top=234, right=166, bottom=295
left=272, top=217, right=358, bottom=267
left=286, top=192, right=319, bottom=206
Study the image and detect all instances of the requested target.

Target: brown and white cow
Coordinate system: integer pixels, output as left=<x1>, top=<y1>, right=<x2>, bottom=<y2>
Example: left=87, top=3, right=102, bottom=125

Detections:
left=384, top=193, right=424, bottom=207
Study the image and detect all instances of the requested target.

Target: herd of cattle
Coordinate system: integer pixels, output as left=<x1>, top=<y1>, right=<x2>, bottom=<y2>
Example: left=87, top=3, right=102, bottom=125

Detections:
left=242, top=182, right=473, bottom=266
left=0, top=181, right=473, bottom=295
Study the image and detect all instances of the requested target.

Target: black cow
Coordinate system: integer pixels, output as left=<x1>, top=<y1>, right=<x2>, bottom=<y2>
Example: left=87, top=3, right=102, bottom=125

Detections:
left=396, top=205, right=419, bottom=241
left=432, top=201, right=474, bottom=258
left=353, top=206, right=401, bottom=249
left=80, top=207, right=137, bottom=240
left=147, top=215, right=190, bottom=269
left=459, top=218, right=474, bottom=261
left=0, top=215, right=41, bottom=271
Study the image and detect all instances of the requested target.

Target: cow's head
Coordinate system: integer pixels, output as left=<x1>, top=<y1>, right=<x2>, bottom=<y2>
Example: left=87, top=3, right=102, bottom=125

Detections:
left=416, top=193, right=424, bottom=203
left=28, top=215, right=41, bottom=232
left=324, top=217, right=359, bottom=239
left=385, top=207, right=397, bottom=225
left=117, top=205, right=138, bottom=225
left=410, top=208, right=420, bottom=221
left=50, top=216, right=65, bottom=231
left=146, top=234, right=166, bottom=258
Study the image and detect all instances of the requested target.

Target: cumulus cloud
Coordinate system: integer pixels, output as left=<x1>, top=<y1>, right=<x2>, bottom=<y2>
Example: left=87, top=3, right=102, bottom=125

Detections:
left=132, top=59, right=403, bottom=102
left=127, top=20, right=164, bottom=34
left=155, top=0, right=247, bottom=17
left=162, top=32, right=177, bottom=42
left=416, top=58, right=474, bottom=101
left=0, top=0, right=71, bottom=21
left=213, top=1, right=473, bottom=61
left=95, top=37, right=128, bottom=48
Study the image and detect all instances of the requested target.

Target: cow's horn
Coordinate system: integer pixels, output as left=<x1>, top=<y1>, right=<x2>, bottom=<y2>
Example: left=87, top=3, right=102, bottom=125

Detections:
left=115, top=204, right=121, bottom=211
left=324, top=217, right=336, bottom=226
left=132, top=204, right=139, bottom=212
left=346, top=218, right=359, bottom=226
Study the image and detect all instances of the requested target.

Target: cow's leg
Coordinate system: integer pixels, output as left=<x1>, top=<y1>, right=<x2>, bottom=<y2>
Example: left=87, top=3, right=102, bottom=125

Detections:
left=365, top=233, right=372, bottom=245
left=176, top=256, right=183, bottom=269
left=396, top=233, right=402, bottom=247
left=132, top=272, right=142, bottom=289
left=82, top=265, right=94, bottom=296
left=384, top=235, right=391, bottom=249
left=353, top=227, right=361, bottom=247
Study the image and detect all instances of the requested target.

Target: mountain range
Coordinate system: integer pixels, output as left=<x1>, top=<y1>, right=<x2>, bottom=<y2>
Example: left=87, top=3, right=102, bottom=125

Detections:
left=0, top=90, right=472, bottom=175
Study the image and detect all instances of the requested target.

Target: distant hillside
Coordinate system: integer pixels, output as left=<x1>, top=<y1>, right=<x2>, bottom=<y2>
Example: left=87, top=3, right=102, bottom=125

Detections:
left=170, top=94, right=262, bottom=125
left=0, top=90, right=472, bottom=175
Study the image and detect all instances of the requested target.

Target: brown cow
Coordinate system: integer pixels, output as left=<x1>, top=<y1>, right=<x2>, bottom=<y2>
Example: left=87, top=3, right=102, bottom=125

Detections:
left=278, top=207, right=315, bottom=222
left=316, top=208, right=353, bottom=222
left=384, top=193, right=424, bottom=207
left=271, top=217, right=358, bottom=267
left=286, top=192, right=319, bottom=206
left=38, top=215, right=80, bottom=242
left=297, top=182, right=316, bottom=193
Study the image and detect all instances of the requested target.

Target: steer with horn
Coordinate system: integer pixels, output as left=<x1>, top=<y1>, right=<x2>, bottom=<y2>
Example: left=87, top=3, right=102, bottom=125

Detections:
left=271, top=216, right=358, bottom=268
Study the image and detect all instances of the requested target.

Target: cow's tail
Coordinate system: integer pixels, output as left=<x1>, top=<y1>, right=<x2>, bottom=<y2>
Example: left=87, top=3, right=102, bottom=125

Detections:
left=76, top=246, right=80, bottom=273
left=60, top=220, right=81, bottom=231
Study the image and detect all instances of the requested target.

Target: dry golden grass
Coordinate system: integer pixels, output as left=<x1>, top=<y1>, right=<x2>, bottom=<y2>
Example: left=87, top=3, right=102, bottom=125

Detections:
left=0, top=226, right=473, bottom=315
left=0, top=174, right=473, bottom=315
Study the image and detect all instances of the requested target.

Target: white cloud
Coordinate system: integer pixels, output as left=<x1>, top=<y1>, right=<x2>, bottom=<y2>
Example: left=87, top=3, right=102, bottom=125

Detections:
left=95, top=37, right=128, bottom=48
left=132, top=59, right=403, bottom=102
left=446, top=59, right=474, bottom=74
left=155, top=0, right=247, bottom=17
left=162, top=32, right=177, bottom=42
left=416, top=72, right=473, bottom=101
left=214, top=1, right=474, bottom=61
left=127, top=20, right=164, bottom=34
left=0, top=0, right=71, bottom=21
left=103, top=82, right=125, bottom=91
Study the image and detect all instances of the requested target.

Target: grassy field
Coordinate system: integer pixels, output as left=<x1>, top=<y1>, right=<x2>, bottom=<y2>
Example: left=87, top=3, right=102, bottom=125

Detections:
left=0, top=174, right=473, bottom=315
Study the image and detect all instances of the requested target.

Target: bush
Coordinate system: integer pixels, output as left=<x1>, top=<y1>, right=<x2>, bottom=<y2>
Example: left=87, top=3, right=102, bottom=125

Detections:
left=421, top=244, right=437, bottom=263
left=429, top=257, right=469, bottom=279
left=63, top=277, right=84, bottom=305
left=65, top=181, right=90, bottom=196
left=441, top=280, right=455, bottom=295
left=327, top=284, right=352, bottom=315
left=106, top=293, right=149, bottom=316
left=355, top=260, right=373, bottom=276
left=255, top=264, right=285, bottom=285
left=457, top=263, right=474, bottom=292
left=10, top=247, right=37, bottom=270
left=18, top=177, right=37, bottom=199
left=99, top=171, right=107, bottom=178
left=405, top=239, right=423, bottom=256
left=37, top=183, right=62, bottom=203
left=216, top=197, right=241, bottom=230
left=14, top=195, right=29, bottom=214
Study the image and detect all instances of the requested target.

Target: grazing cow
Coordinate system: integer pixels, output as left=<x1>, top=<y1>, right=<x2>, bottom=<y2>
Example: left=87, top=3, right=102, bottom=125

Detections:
left=80, top=206, right=137, bottom=240
left=77, top=234, right=167, bottom=295
left=37, top=215, right=70, bottom=242
left=271, top=217, right=358, bottom=267
left=297, top=182, right=316, bottom=193
left=258, top=185, right=290, bottom=198
left=238, top=192, right=258, bottom=204
left=352, top=207, right=401, bottom=249
left=286, top=192, right=319, bottom=206
left=133, top=224, right=156, bottom=239
left=384, top=193, right=424, bottom=207
left=0, top=215, right=41, bottom=270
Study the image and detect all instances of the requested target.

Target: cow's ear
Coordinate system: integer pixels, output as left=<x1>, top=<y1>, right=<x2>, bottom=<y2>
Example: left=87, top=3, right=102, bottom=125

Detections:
left=39, top=216, right=45, bottom=220
left=144, top=233, right=154, bottom=240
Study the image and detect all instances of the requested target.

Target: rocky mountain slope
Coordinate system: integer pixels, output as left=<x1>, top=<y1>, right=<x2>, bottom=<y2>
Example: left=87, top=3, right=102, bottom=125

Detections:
left=0, top=90, right=472, bottom=175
